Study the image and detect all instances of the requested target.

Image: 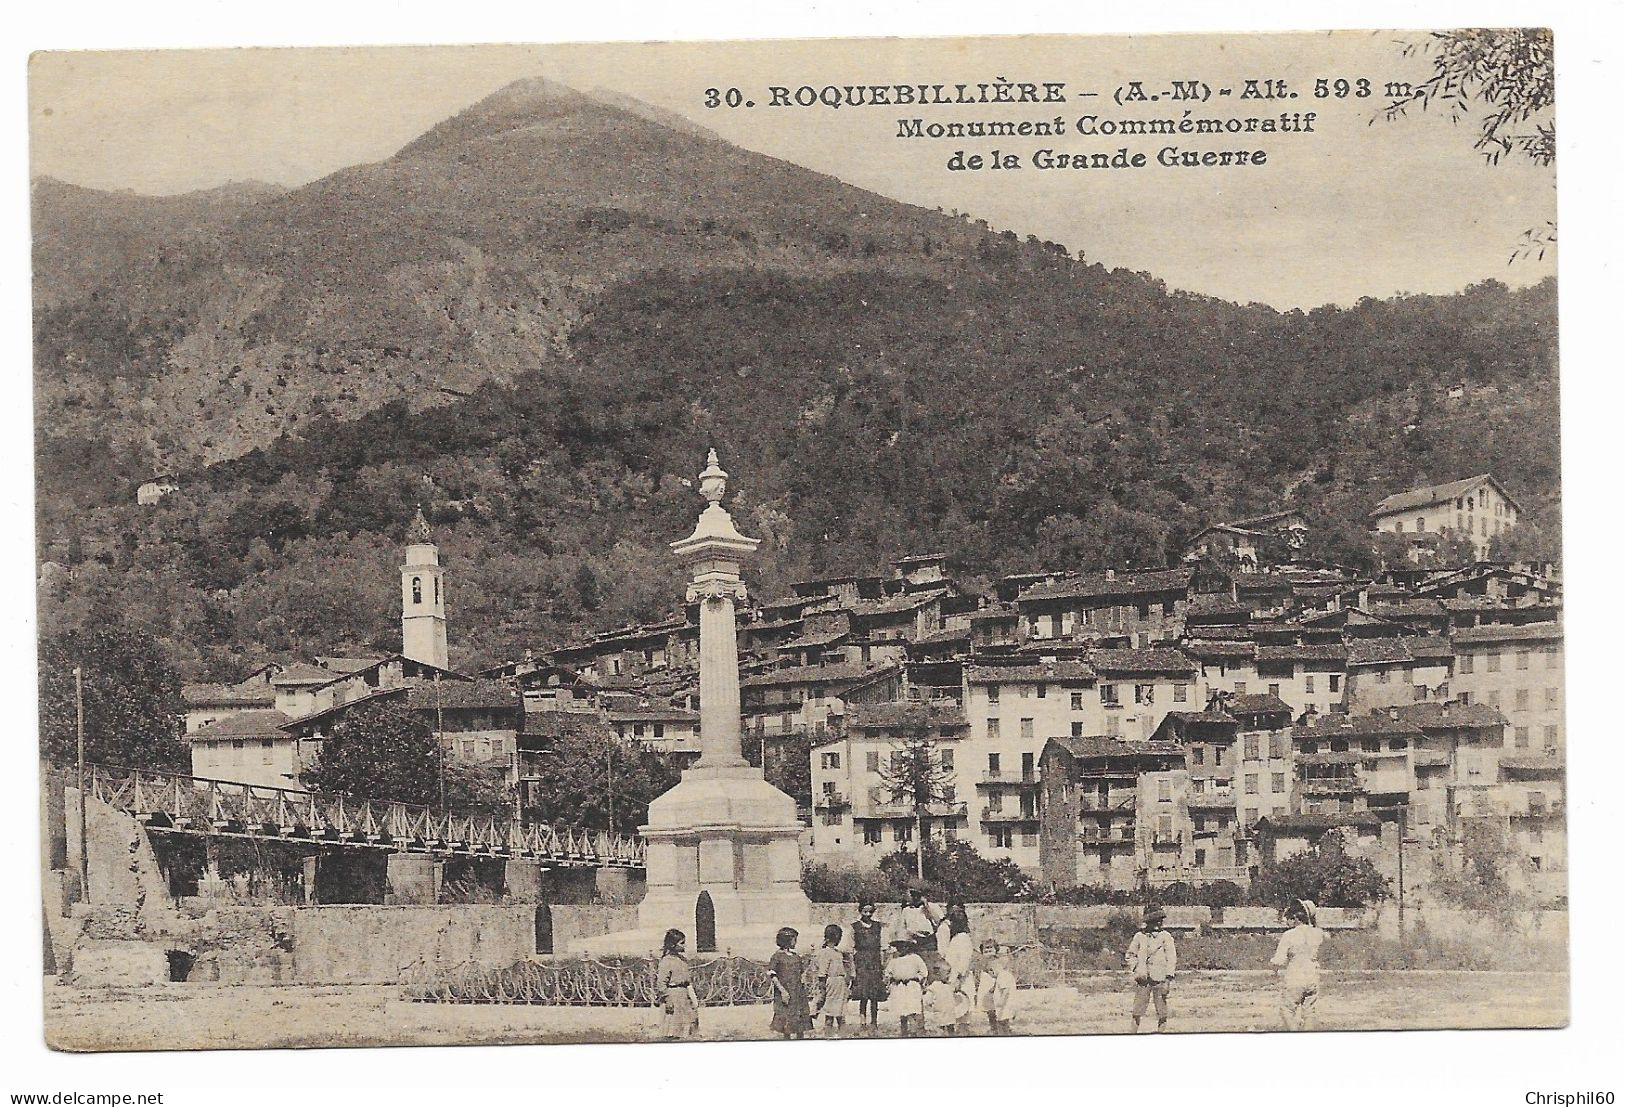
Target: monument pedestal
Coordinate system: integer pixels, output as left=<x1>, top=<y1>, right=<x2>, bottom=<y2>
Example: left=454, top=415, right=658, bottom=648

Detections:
left=569, top=765, right=810, bottom=957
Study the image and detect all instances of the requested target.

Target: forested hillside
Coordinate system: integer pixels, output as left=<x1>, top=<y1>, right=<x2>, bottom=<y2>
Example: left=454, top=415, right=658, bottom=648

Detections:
left=32, top=79, right=1560, bottom=680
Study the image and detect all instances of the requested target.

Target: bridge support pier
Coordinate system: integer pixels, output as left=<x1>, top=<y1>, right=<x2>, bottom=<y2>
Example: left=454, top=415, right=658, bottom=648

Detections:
left=504, top=860, right=543, bottom=902
left=385, top=853, right=441, bottom=905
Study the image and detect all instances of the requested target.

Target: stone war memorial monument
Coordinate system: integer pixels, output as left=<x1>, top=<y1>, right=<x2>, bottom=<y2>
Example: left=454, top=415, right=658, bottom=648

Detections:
left=572, top=451, right=811, bottom=955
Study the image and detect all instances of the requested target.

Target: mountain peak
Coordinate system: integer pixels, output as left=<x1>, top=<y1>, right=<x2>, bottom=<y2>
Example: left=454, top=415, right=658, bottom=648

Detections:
left=393, top=76, right=606, bottom=160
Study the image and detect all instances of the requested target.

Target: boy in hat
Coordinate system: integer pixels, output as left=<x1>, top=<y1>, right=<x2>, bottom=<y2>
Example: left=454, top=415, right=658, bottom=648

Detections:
left=1124, top=905, right=1177, bottom=1033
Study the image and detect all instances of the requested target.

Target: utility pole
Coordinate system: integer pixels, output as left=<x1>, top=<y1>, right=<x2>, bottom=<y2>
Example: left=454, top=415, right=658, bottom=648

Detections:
left=1396, top=803, right=1408, bottom=937
left=74, top=665, right=88, bottom=900
left=606, top=739, right=616, bottom=832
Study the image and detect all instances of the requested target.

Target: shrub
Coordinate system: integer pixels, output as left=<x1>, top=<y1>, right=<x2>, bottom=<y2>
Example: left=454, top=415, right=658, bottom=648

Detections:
left=877, top=839, right=1037, bottom=902
left=1250, top=835, right=1391, bottom=908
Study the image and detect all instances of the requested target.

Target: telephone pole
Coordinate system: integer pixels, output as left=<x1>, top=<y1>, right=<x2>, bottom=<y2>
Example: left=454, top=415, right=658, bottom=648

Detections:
left=74, top=665, right=88, bottom=899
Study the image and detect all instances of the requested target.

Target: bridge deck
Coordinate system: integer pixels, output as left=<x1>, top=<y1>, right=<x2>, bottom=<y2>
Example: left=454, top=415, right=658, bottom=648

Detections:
left=84, top=764, right=645, bottom=868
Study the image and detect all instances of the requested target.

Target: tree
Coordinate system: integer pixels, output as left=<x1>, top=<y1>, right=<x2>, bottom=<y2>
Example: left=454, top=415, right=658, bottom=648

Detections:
left=1383, top=29, right=1556, bottom=257
left=523, top=725, right=680, bottom=836
left=1488, top=520, right=1561, bottom=565
left=306, top=700, right=445, bottom=807
left=1428, top=820, right=1534, bottom=925
left=39, top=619, right=187, bottom=771
left=1250, top=831, right=1391, bottom=908
left=876, top=712, right=958, bottom=880
left=876, top=838, right=1036, bottom=902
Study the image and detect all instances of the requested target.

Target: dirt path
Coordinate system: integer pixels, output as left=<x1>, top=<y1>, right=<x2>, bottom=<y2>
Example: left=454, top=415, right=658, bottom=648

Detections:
left=45, top=971, right=1567, bottom=1051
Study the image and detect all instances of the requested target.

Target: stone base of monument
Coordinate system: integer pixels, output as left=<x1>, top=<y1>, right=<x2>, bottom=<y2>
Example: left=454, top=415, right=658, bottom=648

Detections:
left=568, top=765, right=811, bottom=958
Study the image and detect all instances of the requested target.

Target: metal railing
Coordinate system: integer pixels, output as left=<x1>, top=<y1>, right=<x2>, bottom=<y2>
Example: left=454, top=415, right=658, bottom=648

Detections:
left=980, top=806, right=1038, bottom=823
left=85, top=763, right=645, bottom=867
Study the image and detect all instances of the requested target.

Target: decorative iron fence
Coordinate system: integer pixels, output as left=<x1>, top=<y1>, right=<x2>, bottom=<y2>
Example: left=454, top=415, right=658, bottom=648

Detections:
left=404, top=945, right=1057, bottom=1006
left=85, top=763, right=645, bottom=867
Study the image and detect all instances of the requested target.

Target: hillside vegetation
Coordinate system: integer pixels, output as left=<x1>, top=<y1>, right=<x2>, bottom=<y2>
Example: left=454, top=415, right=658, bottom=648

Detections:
left=32, top=79, right=1560, bottom=679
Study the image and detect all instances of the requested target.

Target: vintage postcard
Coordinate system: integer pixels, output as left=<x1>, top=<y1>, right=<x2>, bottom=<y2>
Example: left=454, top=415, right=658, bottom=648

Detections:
left=30, top=29, right=1563, bottom=1051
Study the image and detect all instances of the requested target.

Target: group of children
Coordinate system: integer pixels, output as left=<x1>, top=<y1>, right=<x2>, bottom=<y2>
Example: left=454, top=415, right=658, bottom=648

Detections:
left=653, top=896, right=1327, bottom=1041
left=764, top=922, right=1018, bottom=1039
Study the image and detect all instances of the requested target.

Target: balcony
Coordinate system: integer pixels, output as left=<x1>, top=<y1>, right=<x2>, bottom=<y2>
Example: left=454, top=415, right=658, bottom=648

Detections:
left=814, top=790, right=849, bottom=809
left=980, top=770, right=1037, bottom=786
left=980, top=806, right=1039, bottom=823
left=869, top=800, right=968, bottom=819
left=1079, top=826, right=1135, bottom=844
left=1299, top=778, right=1361, bottom=796
left=1079, top=793, right=1136, bottom=813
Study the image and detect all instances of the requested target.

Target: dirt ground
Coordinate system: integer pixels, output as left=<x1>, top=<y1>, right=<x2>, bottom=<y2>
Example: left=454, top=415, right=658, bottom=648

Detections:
left=44, top=970, right=1567, bottom=1051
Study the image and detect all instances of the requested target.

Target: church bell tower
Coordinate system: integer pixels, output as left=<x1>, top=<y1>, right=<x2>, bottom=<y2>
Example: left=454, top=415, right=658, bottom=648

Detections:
left=401, top=506, right=449, bottom=669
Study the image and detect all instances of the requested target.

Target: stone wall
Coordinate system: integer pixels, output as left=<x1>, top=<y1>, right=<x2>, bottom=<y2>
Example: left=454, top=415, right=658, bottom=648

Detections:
left=290, top=905, right=537, bottom=985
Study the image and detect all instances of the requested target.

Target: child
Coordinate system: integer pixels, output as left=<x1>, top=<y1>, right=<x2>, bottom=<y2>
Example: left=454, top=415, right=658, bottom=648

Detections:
left=812, top=923, right=851, bottom=1036
left=923, top=962, right=957, bottom=1036
left=1124, top=905, right=1176, bottom=1033
left=885, top=937, right=928, bottom=1037
left=980, top=942, right=1017, bottom=1035
left=655, top=927, right=699, bottom=1040
left=1272, top=899, right=1326, bottom=1031
left=769, top=926, right=813, bottom=1040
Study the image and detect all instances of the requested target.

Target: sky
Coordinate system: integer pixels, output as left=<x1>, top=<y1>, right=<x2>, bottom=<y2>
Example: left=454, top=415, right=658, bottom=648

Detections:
left=29, top=32, right=1556, bottom=308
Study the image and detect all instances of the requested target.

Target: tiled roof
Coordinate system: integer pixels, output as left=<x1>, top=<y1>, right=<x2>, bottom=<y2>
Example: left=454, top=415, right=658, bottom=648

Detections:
left=739, top=661, right=897, bottom=688
left=1346, top=639, right=1413, bottom=665
left=182, top=683, right=276, bottom=708
left=1187, top=792, right=1240, bottom=809
left=609, top=707, right=699, bottom=723
left=913, top=624, right=972, bottom=645
left=1293, top=712, right=1424, bottom=739
left=404, top=680, right=521, bottom=711
left=1371, top=475, right=1512, bottom=517
left=846, top=589, right=948, bottom=618
left=1256, top=644, right=1348, bottom=663
left=1230, top=693, right=1293, bottom=716
left=1388, top=702, right=1507, bottom=730
left=1402, top=636, right=1456, bottom=660
left=964, top=662, right=1097, bottom=684
left=1020, top=568, right=1192, bottom=603
left=272, top=662, right=338, bottom=686
left=315, top=655, right=385, bottom=673
left=1182, top=640, right=1257, bottom=660
left=846, top=702, right=968, bottom=729
left=192, top=710, right=292, bottom=740
left=1453, top=621, right=1563, bottom=645
left=969, top=602, right=1020, bottom=622
left=1085, top=648, right=1196, bottom=676
left=779, top=628, right=850, bottom=650
left=1046, top=736, right=1185, bottom=761
left=1500, top=755, right=1564, bottom=775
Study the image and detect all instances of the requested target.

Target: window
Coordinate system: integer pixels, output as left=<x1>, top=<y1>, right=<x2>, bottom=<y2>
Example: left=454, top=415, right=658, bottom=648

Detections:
left=820, top=752, right=841, bottom=770
left=1376, top=669, right=1390, bottom=684
left=1415, top=516, right=1426, bottom=533
left=1018, top=685, right=1031, bottom=699
left=1157, top=815, right=1174, bottom=837
left=1414, top=684, right=1428, bottom=701
left=1245, top=773, right=1259, bottom=795
left=1037, top=684, right=1048, bottom=699
left=1101, top=685, right=1119, bottom=706
left=1020, top=718, right=1034, bottom=740
left=1515, top=727, right=1530, bottom=749
left=1305, top=675, right=1316, bottom=694
left=1234, top=681, right=1247, bottom=696
left=866, top=752, right=880, bottom=773
left=987, top=686, right=1000, bottom=704
left=1021, top=831, right=1038, bottom=847
left=1214, top=745, right=1226, bottom=766
left=941, top=750, right=955, bottom=771
left=1516, top=689, right=1530, bottom=711
left=1157, top=779, right=1172, bottom=802
left=653, top=723, right=665, bottom=739
left=229, top=740, right=245, bottom=765
left=1272, top=772, right=1286, bottom=792
left=1545, top=646, right=1560, bottom=669
left=260, top=739, right=273, bottom=765
left=990, top=827, right=1014, bottom=849
left=988, top=790, right=1004, bottom=811
left=1546, top=688, right=1560, bottom=708
left=1070, top=721, right=1084, bottom=737
left=1023, top=753, right=1036, bottom=777
left=1195, top=847, right=1207, bottom=866
left=1543, top=726, right=1558, bottom=750
left=633, top=723, right=645, bottom=738
left=1193, top=746, right=1205, bottom=766
left=1268, top=683, right=1281, bottom=698
left=434, top=578, right=440, bottom=605
left=1395, top=520, right=1405, bottom=534
left=986, top=719, right=1000, bottom=740
left=1244, top=807, right=1258, bottom=825
left=1270, top=734, right=1289, bottom=759
left=1244, top=735, right=1260, bottom=760
left=863, top=824, right=882, bottom=846
left=1071, top=692, right=1084, bottom=711
left=1460, top=654, right=1474, bottom=674
left=1173, top=683, right=1188, bottom=703
left=1518, top=650, right=1531, bottom=671
left=1487, top=652, right=1501, bottom=673
left=411, top=577, right=423, bottom=605
left=988, top=753, right=1001, bottom=774
left=1329, top=674, right=1341, bottom=693
left=1488, top=690, right=1501, bottom=708
left=895, top=823, right=912, bottom=844
left=1389, top=738, right=1407, bottom=751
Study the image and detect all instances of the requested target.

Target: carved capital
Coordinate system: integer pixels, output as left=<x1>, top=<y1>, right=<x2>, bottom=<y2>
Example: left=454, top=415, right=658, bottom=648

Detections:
left=688, top=578, right=748, bottom=604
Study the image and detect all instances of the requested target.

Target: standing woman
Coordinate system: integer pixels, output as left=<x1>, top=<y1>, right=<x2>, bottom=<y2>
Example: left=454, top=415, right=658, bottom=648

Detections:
left=655, top=928, right=700, bottom=1041
left=769, top=926, right=813, bottom=1040
left=942, top=899, right=976, bottom=1034
left=1272, top=899, right=1326, bottom=1031
left=850, top=900, right=887, bottom=1035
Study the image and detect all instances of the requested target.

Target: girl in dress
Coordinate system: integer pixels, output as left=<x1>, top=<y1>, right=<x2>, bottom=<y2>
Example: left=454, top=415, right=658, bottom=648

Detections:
left=655, top=928, right=699, bottom=1041
left=850, top=900, right=887, bottom=1036
left=942, top=899, right=976, bottom=1033
left=768, top=926, right=813, bottom=1040
left=812, top=923, right=851, bottom=1036
left=885, top=937, right=928, bottom=1037
left=1271, top=899, right=1326, bottom=1031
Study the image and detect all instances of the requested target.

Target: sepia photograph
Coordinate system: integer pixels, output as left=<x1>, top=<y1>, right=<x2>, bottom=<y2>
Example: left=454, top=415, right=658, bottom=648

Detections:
left=24, top=24, right=1575, bottom=1062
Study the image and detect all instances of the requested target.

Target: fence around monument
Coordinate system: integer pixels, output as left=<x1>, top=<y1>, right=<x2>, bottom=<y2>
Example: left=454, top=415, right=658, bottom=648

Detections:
left=84, top=763, right=646, bottom=867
